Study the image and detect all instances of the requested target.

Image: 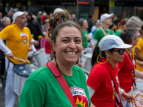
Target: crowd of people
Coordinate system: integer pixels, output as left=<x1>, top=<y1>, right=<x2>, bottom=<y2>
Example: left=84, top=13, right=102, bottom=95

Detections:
left=0, top=7, right=143, bottom=107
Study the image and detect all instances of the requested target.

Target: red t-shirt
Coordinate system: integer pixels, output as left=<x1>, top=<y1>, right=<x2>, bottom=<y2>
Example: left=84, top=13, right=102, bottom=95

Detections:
left=45, top=41, right=52, bottom=54
left=41, top=15, right=46, bottom=24
left=87, top=60, right=119, bottom=107
left=118, top=52, right=134, bottom=93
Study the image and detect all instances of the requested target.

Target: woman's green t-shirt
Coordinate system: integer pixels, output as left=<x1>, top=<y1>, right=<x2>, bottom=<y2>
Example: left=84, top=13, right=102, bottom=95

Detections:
left=115, top=30, right=121, bottom=37
left=19, top=65, right=91, bottom=107
left=81, top=29, right=89, bottom=48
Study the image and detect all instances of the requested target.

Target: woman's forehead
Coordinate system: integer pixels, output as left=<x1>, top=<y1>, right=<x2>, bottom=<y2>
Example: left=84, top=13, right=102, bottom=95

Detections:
left=57, top=26, right=81, bottom=36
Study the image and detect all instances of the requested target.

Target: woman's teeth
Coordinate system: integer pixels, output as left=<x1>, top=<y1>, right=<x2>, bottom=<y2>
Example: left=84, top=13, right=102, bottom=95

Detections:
left=67, top=52, right=76, bottom=55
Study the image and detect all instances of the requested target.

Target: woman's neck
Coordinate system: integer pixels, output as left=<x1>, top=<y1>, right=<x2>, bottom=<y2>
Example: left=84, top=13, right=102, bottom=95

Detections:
left=110, top=29, right=113, bottom=32
left=119, top=27, right=123, bottom=31
left=82, top=27, right=87, bottom=32
left=52, top=59, right=73, bottom=76
left=108, top=58, right=117, bottom=69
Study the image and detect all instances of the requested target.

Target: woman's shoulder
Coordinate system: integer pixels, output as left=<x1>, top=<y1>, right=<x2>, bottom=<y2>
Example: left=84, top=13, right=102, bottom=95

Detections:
left=27, top=66, right=53, bottom=81
left=73, top=65, right=84, bottom=74
left=91, top=63, right=107, bottom=74
left=116, top=30, right=121, bottom=33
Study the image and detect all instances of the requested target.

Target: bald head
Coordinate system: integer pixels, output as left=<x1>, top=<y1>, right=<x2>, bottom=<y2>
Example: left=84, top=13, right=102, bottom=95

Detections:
left=15, top=14, right=27, bottom=28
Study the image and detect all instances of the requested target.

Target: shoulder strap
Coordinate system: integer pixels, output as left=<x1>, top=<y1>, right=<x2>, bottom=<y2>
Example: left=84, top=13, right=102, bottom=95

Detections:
left=100, top=27, right=106, bottom=36
left=45, top=62, right=76, bottom=107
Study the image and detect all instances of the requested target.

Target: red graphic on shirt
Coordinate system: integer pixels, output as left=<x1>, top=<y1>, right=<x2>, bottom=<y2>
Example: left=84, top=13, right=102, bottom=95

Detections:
left=21, top=36, right=28, bottom=46
left=71, top=87, right=89, bottom=107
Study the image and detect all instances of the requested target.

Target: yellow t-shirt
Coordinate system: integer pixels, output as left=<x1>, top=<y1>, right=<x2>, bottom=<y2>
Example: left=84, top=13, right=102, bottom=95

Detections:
left=0, top=24, right=33, bottom=64
left=134, top=37, right=143, bottom=71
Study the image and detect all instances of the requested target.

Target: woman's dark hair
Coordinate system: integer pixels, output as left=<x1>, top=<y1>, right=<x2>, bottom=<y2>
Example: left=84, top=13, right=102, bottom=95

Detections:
left=48, top=9, right=71, bottom=36
left=51, top=21, right=82, bottom=43
left=120, top=28, right=137, bottom=44
left=119, top=19, right=126, bottom=26
left=91, top=46, right=114, bottom=67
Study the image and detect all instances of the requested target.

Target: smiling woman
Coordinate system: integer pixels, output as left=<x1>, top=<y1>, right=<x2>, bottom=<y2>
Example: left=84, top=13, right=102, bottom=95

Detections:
left=19, top=21, right=91, bottom=107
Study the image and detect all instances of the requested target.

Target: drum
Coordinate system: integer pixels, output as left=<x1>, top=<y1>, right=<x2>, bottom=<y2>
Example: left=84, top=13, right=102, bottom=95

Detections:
left=131, top=77, right=143, bottom=107
left=31, top=48, right=48, bottom=67
left=132, top=90, right=143, bottom=107
left=13, top=63, right=39, bottom=95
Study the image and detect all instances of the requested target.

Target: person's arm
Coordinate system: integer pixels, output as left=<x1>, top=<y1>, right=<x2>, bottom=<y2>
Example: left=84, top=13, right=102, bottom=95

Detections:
left=87, top=67, right=103, bottom=107
left=0, top=38, right=12, bottom=55
left=0, top=26, right=13, bottom=58
left=135, top=69, right=143, bottom=79
left=87, top=67, right=104, bottom=96
left=122, top=91, right=135, bottom=103
left=119, top=87, right=135, bottom=103
left=136, top=60, right=143, bottom=68
left=90, top=39, right=97, bottom=51
left=135, top=47, right=143, bottom=61
left=87, top=86, right=95, bottom=98
left=19, top=80, right=45, bottom=107
left=30, top=39, right=39, bottom=46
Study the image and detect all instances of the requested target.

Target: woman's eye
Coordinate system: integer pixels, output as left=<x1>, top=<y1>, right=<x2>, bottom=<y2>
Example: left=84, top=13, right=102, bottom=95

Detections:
left=75, top=40, right=81, bottom=43
left=62, top=40, right=69, bottom=43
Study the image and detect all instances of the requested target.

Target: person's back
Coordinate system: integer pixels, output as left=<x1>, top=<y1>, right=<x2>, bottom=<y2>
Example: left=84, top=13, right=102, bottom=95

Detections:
left=27, top=20, right=41, bottom=40
left=93, top=27, right=111, bottom=46
left=115, top=30, right=121, bottom=37
left=88, top=15, right=94, bottom=32
left=27, top=12, right=43, bottom=49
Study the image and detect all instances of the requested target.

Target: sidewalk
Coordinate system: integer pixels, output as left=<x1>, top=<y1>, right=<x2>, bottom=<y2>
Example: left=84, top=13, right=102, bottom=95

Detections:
left=0, top=79, right=19, bottom=107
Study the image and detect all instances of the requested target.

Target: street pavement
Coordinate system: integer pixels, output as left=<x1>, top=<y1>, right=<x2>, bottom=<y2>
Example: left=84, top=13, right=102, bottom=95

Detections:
left=0, top=79, right=19, bottom=107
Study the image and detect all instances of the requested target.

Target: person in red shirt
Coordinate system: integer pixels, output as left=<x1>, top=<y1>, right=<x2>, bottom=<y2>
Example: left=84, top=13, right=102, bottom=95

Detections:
left=87, top=35, right=135, bottom=107
left=119, top=28, right=143, bottom=106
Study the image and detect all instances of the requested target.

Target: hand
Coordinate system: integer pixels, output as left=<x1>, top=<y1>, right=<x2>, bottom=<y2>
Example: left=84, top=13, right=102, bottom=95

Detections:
left=34, top=41, right=39, bottom=46
left=122, top=92, right=135, bottom=103
left=138, top=61, right=143, bottom=68
left=7, top=53, right=13, bottom=58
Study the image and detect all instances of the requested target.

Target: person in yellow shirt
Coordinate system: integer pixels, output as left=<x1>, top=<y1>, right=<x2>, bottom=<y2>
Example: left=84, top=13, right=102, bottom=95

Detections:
left=0, top=11, right=39, bottom=107
left=135, top=25, right=143, bottom=71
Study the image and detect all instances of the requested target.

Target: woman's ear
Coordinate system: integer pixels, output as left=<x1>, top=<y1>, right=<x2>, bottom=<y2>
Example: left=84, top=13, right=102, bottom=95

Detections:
left=105, top=50, right=110, bottom=57
left=51, top=41, right=55, bottom=51
left=131, top=38, right=134, bottom=45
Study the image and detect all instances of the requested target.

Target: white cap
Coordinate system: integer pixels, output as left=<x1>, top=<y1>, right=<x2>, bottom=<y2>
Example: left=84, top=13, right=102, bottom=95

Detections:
left=100, top=13, right=114, bottom=22
left=99, top=35, right=132, bottom=51
left=53, top=8, right=64, bottom=15
left=12, top=11, right=28, bottom=24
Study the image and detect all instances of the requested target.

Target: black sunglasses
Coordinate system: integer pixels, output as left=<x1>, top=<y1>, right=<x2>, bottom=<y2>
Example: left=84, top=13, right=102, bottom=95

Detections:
left=113, top=49, right=126, bottom=55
